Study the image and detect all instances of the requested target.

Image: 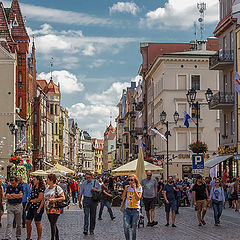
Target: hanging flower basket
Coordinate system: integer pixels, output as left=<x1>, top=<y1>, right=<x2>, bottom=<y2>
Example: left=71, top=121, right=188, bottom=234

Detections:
left=10, top=165, right=27, bottom=182
left=9, top=156, right=23, bottom=165
left=189, top=141, right=208, bottom=153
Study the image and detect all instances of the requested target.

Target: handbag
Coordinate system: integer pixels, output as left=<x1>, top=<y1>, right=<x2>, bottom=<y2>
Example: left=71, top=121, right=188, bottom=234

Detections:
left=120, top=186, right=128, bottom=213
left=55, top=186, right=70, bottom=208
left=91, top=180, right=101, bottom=202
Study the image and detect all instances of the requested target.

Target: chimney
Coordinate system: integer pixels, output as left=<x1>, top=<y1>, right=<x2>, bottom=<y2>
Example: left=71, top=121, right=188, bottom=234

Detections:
left=196, top=40, right=207, bottom=51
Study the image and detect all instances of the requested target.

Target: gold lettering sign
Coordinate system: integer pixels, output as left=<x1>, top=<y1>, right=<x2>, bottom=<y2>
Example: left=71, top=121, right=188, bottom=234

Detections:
left=218, top=146, right=236, bottom=154
left=178, top=154, right=191, bottom=159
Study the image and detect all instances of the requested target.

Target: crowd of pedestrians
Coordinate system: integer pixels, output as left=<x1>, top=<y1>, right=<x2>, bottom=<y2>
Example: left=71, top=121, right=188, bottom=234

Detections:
left=0, top=172, right=239, bottom=240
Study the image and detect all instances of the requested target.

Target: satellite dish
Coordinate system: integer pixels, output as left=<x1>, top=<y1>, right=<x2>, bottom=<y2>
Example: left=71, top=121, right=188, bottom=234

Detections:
left=198, top=18, right=203, bottom=22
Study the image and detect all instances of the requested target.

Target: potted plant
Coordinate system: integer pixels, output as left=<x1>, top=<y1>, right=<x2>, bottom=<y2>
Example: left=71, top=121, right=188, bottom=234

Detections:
left=189, top=141, right=208, bottom=153
left=9, top=155, right=23, bottom=165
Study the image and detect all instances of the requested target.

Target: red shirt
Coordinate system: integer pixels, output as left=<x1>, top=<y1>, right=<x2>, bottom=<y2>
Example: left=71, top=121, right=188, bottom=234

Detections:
left=70, top=183, right=78, bottom=192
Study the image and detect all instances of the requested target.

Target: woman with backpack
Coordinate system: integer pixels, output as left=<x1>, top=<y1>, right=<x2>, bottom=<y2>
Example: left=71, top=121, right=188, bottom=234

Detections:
left=38, top=174, right=65, bottom=240
left=209, top=179, right=225, bottom=226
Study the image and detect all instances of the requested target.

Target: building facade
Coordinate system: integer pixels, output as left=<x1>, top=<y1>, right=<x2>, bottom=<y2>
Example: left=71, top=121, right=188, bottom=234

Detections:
left=92, top=138, right=104, bottom=174
left=208, top=0, right=238, bottom=177
left=79, top=130, right=95, bottom=173
left=147, top=49, right=220, bottom=179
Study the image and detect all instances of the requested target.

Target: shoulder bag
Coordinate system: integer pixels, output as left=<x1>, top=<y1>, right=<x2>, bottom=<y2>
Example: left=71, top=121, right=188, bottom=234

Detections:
left=120, top=186, right=128, bottom=213
left=91, top=180, right=101, bottom=202
left=55, top=186, right=70, bottom=208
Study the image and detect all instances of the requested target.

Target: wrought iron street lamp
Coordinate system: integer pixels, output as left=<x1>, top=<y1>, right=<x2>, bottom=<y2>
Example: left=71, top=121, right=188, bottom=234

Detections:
left=160, top=110, right=179, bottom=179
left=205, top=88, right=213, bottom=104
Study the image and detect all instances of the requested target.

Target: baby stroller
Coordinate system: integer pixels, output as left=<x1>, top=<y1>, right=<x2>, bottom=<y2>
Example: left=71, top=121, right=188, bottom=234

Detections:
left=138, top=198, right=144, bottom=228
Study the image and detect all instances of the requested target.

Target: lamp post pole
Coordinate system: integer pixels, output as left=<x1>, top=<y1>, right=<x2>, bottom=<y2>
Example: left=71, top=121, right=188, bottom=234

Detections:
left=166, top=121, right=169, bottom=179
left=196, top=101, right=199, bottom=145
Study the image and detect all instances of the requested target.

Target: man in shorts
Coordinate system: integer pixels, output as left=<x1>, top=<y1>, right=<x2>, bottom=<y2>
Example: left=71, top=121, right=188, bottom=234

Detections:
left=141, top=171, right=158, bottom=226
left=163, top=176, right=178, bottom=227
left=192, top=175, right=209, bottom=226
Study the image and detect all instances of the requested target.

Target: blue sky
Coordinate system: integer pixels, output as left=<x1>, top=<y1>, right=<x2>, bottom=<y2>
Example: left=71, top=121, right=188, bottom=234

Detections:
left=5, top=0, right=219, bottom=138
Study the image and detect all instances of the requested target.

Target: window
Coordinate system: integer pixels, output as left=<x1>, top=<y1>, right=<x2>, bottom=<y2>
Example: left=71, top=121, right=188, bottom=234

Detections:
left=177, top=132, right=187, bottom=151
left=230, top=71, right=233, bottom=94
left=18, top=56, right=22, bottom=66
left=50, top=104, right=54, bottom=115
left=52, top=123, right=54, bottom=135
left=55, top=144, right=58, bottom=155
left=191, top=75, right=200, bottom=90
left=223, top=75, right=227, bottom=94
left=55, top=123, right=58, bottom=135
left=177, top=75, right=187, bottom=90
left=18, top=97, right=22, bottom=111
left=55, top=105, right=58, bottom=115
left=231, top=112, right=235, bottom=135
left=223, top=114, right=227, bottom=137
left=177, top=103, right=187, bottom=117
left=18, top=71, right=22, bottom=84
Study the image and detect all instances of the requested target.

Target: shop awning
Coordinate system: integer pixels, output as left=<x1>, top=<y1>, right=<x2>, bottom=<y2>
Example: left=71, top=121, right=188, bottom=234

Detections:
left=205, top=155, right=233, bottom=168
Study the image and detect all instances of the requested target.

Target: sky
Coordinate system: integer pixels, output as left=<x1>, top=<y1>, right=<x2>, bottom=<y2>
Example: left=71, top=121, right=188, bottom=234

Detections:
left=4, top=0, right=219, bottom=138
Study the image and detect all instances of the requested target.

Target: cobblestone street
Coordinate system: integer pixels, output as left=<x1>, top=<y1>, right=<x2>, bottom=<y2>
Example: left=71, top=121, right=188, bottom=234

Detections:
left=0, top=204, right=240, bottom=240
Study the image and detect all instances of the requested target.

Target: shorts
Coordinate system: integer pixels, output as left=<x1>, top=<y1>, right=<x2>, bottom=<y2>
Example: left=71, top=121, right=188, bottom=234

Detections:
left=143, top=197, right=156, bottom=211
left=164, top=199, right=177, bottom=213
left=196, top=200, right=207, bottom=211
left=26, top=207, right=44, bottom=222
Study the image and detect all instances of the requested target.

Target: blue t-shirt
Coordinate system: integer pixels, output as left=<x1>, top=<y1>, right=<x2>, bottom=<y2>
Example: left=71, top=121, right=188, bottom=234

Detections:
left=6, top=184, right=23, bottom=204
left=163, top=183, right=177, bottom=201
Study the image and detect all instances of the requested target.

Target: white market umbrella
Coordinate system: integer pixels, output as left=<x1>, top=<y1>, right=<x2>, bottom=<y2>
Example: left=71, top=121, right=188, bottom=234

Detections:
left=46, top=168, right=66, bottom=176
left=112, top=159, right=163, bottom=176
left=31, top=170, right=48, bottom=177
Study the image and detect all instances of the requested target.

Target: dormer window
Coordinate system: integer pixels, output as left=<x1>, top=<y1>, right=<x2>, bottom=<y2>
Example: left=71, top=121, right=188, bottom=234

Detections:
left=13, top=14, right=18, bottom=27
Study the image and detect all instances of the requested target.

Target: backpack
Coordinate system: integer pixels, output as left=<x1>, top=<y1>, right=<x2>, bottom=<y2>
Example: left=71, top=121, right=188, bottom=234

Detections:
left=55, top=186, right=70, bottom=208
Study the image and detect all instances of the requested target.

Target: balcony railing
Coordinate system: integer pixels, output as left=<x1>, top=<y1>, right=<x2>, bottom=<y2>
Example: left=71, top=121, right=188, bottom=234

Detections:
left=135, top=102, right=143, bottom=111
left=129, top=111, right=137, bottom=118
left=209, top=50, right=234, bottom=70
left=209, top=92, right=235, bottom=109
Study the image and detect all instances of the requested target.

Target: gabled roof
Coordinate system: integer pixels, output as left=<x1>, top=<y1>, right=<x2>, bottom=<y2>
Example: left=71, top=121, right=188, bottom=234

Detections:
left=104, top=124, right=115, bottom=136
left=0, top=3, right=13, bottom=44
left=8, top=0, right=28, bottom=38
left=37, top=79, right=60, bottom=95
left=48, top=79, right=60, bottom=94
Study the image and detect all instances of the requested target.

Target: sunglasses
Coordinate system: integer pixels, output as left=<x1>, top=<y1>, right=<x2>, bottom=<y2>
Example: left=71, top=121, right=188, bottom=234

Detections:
left=147, top=175, right=152, bottom=177
left=129, top=179, right=135, bottom=182
left=216, top=182, right=220, bottom=183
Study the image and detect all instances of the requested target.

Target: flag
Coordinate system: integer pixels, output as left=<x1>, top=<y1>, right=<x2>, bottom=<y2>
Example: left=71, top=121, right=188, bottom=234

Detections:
left=140, top=140, right=147, bottom=149
left=222, top=169, right=227, bottom=184
left=151, top=128, right=167, bottom=141
left=183, top=111, right=191, bottom=128
left=235, top=72, right=240, bottom=94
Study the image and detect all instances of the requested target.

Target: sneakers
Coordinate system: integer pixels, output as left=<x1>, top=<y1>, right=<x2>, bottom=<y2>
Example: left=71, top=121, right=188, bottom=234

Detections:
left=202, top=220, right=206, bottom=225
left=214, top=223, right=219, bottom=226
left=83, top=230, right=88, bottom=235
left=147, top=222, right=152, bottom=227
left=90, top=231, right=94, bottom=235
left=165, top=223, right=169, bottom=227
left=98, top=217, right=103, bottom=220
left=151, top=221, right=158, bottom=226
left=111, top=216, right=116, bottom=220
left=172, top=224, right=176, bottom=227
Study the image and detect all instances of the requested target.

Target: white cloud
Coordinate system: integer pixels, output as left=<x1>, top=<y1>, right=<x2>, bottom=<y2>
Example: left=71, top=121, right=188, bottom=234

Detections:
left=110, top=2, right=140, bottom=15
left=69, top=80, right=132, bottom=138
left=3, top=1, right=111, bottom=27
left=27, top=25, right=140, bottom=57
left=85, top=81, right=131, bottom=105
left=140, top=0, right=218, bottom=29
left=38, top=70, right=84, bottom=94
left=89, top=59, right=106, bottom=68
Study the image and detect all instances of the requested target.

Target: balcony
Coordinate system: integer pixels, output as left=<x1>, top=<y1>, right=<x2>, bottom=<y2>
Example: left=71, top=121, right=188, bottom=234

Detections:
left=209, top=50, right=234, bottom=70
left=123, top=127, right=129, bottom=134
left=129, top=111, right=137, bottom=118
left=209, top=92, right=235, bottom=110
left=135, top=102, right=143, bottom=111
